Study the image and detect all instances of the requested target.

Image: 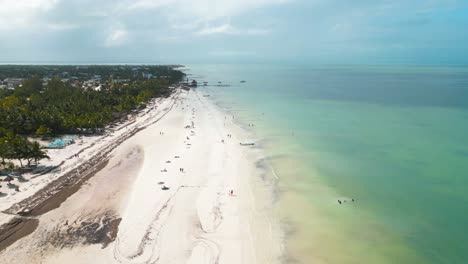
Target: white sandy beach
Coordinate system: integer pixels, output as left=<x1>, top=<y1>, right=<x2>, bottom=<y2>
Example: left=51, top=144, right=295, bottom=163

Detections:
left=0, top=88, right=282, bottom=264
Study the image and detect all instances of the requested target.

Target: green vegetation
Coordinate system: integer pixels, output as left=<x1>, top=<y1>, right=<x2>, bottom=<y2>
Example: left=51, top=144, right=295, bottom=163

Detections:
left=0, top=132, right=49, bottom=168
left=0, top=65, right=184, bottom=168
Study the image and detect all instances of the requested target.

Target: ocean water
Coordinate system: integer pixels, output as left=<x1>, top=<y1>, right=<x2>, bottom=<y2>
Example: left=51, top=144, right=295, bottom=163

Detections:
left=188, top=64, right=468, bottom=264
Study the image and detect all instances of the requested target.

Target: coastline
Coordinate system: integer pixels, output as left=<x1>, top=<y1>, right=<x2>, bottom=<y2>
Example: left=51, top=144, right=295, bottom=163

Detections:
left=0, top=87, right=283, bottom=263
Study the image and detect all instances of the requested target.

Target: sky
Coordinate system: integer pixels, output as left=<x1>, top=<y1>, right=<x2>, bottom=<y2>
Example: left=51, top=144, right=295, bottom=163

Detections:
left=0, top=0, right=468, bottom=64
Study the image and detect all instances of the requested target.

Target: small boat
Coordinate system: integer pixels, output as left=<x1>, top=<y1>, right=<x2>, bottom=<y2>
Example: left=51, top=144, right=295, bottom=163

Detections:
left=239, top=142, right=255, bottom=146
left=240, top=80, right=246, bottom=83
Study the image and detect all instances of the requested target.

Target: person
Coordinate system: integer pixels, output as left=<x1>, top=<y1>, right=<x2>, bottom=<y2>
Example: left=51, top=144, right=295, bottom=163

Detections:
left=230, top=190, right=234, bottom=196
left=338, top=199, right=342, bottom=204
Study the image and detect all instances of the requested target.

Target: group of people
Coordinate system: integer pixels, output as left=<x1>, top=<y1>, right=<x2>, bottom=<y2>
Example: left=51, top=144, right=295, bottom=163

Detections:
left=159, top=131, right=165, bottom=135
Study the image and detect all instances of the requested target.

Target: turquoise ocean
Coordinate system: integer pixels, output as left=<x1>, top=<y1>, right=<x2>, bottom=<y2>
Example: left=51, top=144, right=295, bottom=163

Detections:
left=188, top=64, right=468, bottom=264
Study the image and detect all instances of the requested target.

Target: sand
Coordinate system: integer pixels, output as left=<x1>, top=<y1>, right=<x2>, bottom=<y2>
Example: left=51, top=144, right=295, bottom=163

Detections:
left=0, top=88, right=282, bottom=264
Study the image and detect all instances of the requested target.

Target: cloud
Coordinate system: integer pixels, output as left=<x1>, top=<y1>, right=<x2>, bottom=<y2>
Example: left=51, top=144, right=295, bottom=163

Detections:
left=0, top=0, right=287, bottom=46
left=127, top=0, right=290, bottom=19
left=46, top=23, right=80, bottom=31
left=104, top=29, right=128, bottom=47
left=195, top=24, right=234, bottom=35
left=195, top=23, right=270, bottom=36
left=2, top=0, right=467, bottom=64
left=0, top=0, right=59, bottom=31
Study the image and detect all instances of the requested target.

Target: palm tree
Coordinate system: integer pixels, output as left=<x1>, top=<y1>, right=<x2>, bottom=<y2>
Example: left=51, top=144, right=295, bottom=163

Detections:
left=31, top=141, right=49, bottom=165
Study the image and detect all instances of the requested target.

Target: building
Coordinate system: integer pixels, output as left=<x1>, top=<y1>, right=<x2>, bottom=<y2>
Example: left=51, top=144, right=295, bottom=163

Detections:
left=142, top=72, right=153, bottom=79
left=3, top=78, right=24, bottom=89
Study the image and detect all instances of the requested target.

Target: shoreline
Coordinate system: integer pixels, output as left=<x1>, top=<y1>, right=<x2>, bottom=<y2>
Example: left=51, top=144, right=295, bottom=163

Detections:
left=0, top=87, right=283, bottom=263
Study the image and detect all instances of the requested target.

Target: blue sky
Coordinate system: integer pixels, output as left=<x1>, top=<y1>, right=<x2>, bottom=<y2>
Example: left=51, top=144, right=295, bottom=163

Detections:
left=0, top=0, right=468, bottom=64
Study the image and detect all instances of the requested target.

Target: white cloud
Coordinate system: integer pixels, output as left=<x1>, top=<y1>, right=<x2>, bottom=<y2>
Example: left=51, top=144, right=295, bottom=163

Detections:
left=124, top=0, right=287, bottom=37
left=195, top=23, right=270, bottom=36
left=0, top=0, right=59, bottom=31
left=127, top=0, right=290, bottom=19
left=104, top=29, right=128, bottom=47
left=0, top=0, right=287, bottom=49
left=195, top=24, right=234, bottom=35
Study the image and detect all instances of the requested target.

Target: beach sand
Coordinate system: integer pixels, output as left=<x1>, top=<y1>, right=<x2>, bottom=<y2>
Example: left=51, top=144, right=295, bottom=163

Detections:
left=0, top=88, right=282, bottom=264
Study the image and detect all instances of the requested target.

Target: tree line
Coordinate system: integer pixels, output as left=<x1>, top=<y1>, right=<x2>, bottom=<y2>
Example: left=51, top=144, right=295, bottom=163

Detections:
left=0, top=132, right=49, bottom=169
left=0, top=65, right=184, bottom=169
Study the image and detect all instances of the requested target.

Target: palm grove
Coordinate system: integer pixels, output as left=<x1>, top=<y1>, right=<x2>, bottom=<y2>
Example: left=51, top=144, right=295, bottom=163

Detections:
left=0, top=65, right=184, bottom=169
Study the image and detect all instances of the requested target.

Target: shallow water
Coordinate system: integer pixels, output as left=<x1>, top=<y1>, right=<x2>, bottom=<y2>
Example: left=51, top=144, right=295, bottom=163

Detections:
left=189, top=64, right=468, bottom=264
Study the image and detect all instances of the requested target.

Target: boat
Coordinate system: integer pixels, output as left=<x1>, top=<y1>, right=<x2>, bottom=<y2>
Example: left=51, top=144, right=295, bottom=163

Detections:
left=239, top=142, right=255, bottom=146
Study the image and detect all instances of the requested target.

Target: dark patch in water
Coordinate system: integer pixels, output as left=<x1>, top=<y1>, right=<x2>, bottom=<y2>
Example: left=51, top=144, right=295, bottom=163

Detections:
left=279, top=218, right=299, bottom=263
left=454, top=149, right=468, bottom=157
